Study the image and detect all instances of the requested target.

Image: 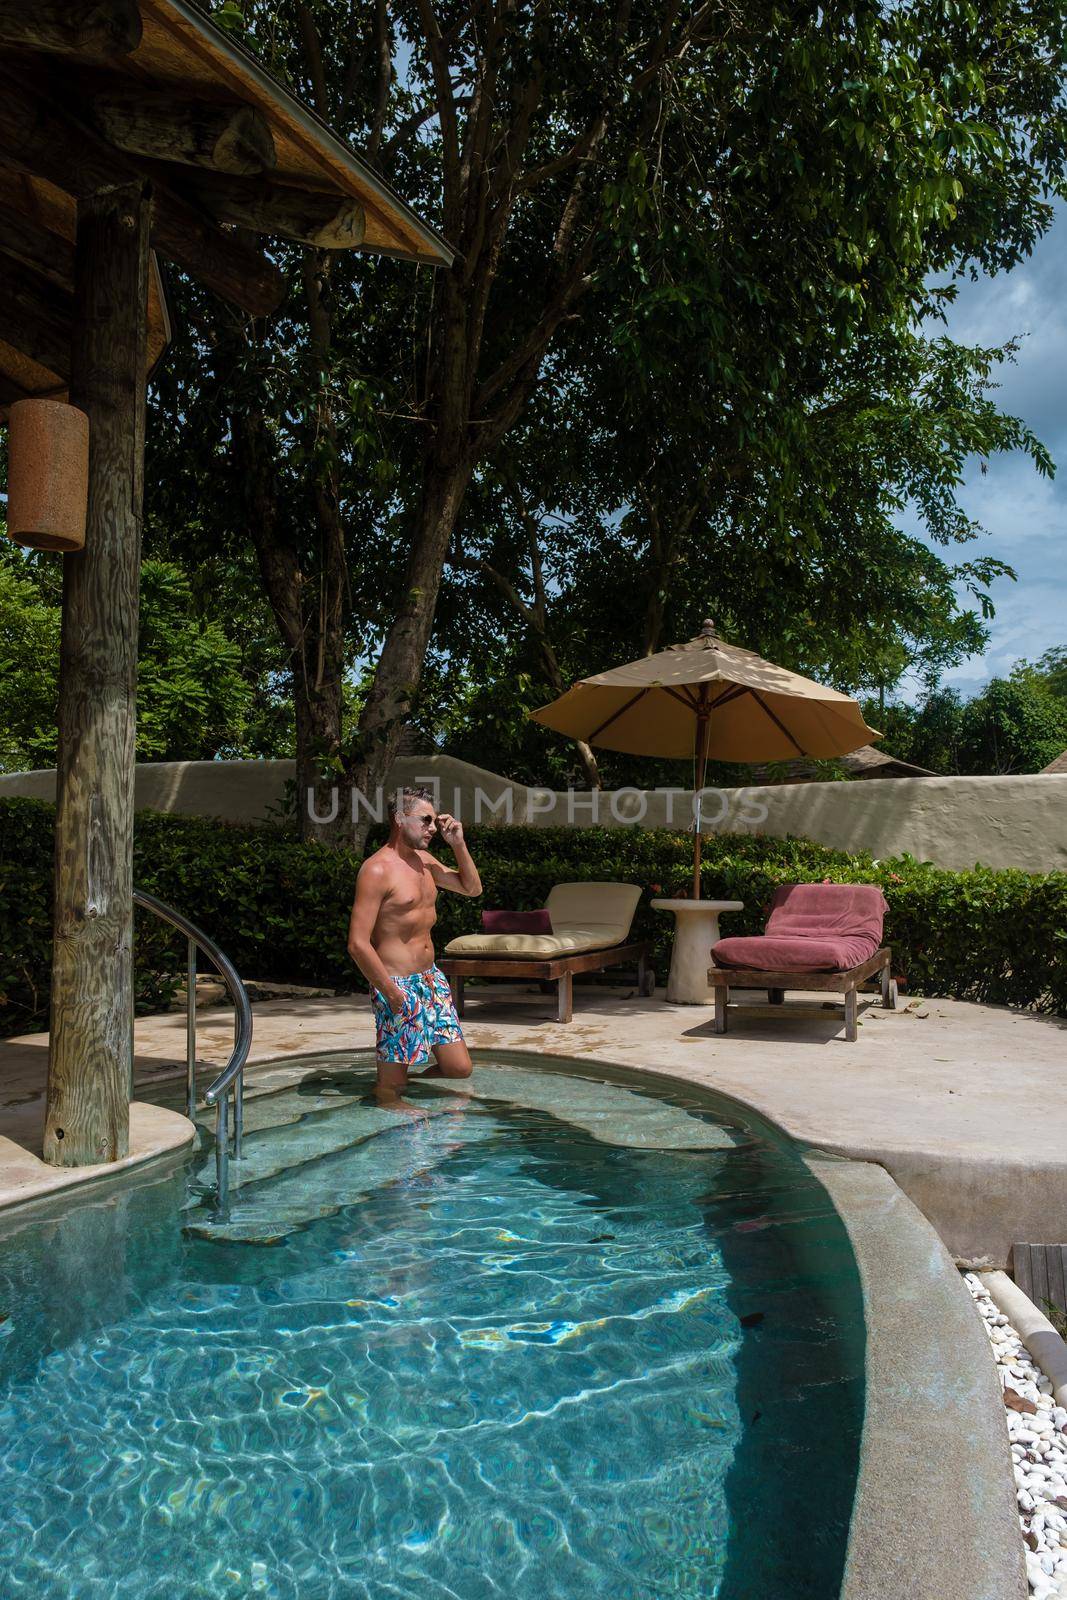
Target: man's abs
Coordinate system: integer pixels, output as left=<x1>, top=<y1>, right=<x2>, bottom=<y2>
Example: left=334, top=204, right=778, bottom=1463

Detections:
left=373, top=927, right=436, bottom=977
left=372, top=894, right=438, bottom=976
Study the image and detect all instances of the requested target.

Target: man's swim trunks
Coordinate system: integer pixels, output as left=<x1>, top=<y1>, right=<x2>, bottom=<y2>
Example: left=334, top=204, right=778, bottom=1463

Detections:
left=373, top=964, right=464, bottom=1067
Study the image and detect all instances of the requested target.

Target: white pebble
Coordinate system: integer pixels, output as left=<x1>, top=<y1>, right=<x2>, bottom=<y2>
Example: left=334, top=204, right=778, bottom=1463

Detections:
left=964, top=1272, right=1067, bottom=1598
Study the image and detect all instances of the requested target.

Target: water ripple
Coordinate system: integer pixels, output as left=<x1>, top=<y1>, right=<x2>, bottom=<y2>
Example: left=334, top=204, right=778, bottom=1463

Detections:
left=0, top=1086, right=850, bottom=1598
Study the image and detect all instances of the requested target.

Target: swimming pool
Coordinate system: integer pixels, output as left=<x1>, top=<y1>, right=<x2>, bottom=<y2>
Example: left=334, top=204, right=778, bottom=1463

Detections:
left=0, top=1053, right=864, bottom=1598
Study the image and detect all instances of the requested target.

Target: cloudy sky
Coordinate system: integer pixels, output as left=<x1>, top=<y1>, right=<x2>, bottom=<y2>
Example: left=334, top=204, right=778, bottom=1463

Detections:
left=911, top=199, right=1066, bottom=698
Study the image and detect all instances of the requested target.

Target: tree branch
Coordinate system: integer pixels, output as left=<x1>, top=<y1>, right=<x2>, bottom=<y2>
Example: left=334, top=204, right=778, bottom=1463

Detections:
left=379, top=96, right=471, bottom=167
left=516, top=112, right=607, bottom=191
left=367, top=0, right=392, bottom=162
left=295, top=2, right=329, bottom=116
left=489, top=49, right=547, bottom=202
left=455, top=551, right=536, bottom=626
left=472, top=248, right=595, bottom=448
left=413, top=0, right=461, bottom=218
left=339, top=0, right=370, bottom=123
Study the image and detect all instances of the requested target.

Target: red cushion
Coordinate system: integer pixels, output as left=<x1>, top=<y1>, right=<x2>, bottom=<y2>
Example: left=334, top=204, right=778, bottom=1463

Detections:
left=712, top=883, right=886, bottom=973
left=481, top=908, right=553, bottom=934
left=712, top=935, right=875, bottom=972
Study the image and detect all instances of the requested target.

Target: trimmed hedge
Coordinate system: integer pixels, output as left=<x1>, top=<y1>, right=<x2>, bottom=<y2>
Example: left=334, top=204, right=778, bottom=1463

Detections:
left=2, top=795, right=1065, bottom=1038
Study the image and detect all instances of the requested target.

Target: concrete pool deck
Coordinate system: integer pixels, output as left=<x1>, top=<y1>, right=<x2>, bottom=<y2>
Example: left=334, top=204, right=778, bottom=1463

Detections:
left=3, top=981, right=1062, bottom=1262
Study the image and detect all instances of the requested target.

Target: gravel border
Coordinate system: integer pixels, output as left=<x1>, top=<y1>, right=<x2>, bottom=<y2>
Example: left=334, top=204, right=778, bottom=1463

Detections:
left=965, top=1273, right=1067, bottom=1599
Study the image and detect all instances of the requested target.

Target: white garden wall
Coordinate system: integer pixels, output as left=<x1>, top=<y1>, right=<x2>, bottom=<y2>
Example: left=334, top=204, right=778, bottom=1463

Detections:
left=3, top=757, right=1065, bottom=873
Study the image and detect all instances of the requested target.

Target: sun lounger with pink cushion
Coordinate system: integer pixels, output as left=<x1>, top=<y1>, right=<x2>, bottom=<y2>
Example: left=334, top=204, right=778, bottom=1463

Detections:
left=708, top=882, right=896, bottom=1041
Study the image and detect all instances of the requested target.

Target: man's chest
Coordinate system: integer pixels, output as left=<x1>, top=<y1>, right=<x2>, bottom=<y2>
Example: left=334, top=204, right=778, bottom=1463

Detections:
left=384, top=868, right=437, bottom=920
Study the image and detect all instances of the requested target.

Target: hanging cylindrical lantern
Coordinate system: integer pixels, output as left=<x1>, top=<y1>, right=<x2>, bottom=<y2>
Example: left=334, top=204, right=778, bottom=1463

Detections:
left=5, top=398, right=90, bottom=553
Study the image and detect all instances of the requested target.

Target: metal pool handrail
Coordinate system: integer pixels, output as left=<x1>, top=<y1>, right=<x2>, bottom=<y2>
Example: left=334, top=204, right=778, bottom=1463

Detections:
left=133, top=888, right=252, bottom=1218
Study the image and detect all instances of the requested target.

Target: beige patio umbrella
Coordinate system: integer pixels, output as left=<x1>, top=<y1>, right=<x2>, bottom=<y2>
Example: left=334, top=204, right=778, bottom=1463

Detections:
left=530, top=619, right=880, bottom=896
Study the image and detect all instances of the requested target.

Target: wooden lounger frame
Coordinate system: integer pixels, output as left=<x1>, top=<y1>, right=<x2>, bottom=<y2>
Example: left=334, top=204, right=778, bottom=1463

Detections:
left=707, top=947, right=896, bottom=1042
left=439, top=941, right=654, bottom=1024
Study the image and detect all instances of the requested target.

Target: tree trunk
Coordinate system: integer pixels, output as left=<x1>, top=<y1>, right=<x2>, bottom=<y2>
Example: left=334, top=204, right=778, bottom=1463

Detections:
left=573, top=738, right=601, bottom=788
left=44, top=179, right=151, bottom=1167
left=297, top=249, right=352, bottom=846
left=643, top=584, right=668, bottom=656
left=534, top=641, right=600, bottom=787
left=293, top=661, right=353, bottom=845
left=231, top=394, right=351, bottom=846
left=350, top=458, right=472, bottom=853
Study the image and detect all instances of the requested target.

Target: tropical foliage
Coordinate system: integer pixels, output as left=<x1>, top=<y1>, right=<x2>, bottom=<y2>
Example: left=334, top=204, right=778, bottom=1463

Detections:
left=0, top=547, right=288, bottom=770
left=3, top=798, right=1065, bottom=1037
left=136, top=0, right=1067, bottom=840
left=872, top=658, right=1067, bottom=775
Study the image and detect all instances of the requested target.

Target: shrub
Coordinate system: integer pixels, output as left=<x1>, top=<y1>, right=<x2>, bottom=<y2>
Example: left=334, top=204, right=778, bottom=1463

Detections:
left=1, top=796, right=1064, bottom=1037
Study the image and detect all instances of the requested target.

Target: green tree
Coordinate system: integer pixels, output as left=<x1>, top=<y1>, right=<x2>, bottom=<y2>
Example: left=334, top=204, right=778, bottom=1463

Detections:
left=0, top=549, right=279, bottom=771
left=0, top=554, right=62, bottom=773
left=958, top=676, right=1067, bottom=773
left=436, top=324, right=1040, bottom=782
left=1012, top=647, right=1067, bottom=703
left=871, top=676, right=1067, bottom=775
left=867, top=689, right=966, bottom=773
left=146, top=0, right=1067, bottom=844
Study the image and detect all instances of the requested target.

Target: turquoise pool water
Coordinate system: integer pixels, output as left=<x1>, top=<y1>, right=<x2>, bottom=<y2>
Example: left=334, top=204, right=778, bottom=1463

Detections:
left=0, top=1055, right=864, bottom=1598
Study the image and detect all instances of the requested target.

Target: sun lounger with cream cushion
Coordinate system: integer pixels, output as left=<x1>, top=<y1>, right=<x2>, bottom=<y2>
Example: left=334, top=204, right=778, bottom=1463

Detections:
left=440, top=882, right=652, bottom=1022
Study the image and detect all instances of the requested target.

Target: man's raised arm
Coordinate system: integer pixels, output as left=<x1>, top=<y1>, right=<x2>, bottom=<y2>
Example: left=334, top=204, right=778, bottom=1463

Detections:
left=428, top=815, right=482, bottom=897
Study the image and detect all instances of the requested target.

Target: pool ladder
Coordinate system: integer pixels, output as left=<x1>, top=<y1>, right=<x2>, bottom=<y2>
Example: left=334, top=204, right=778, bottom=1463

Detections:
left=134, top=889, right=252, bottom=1220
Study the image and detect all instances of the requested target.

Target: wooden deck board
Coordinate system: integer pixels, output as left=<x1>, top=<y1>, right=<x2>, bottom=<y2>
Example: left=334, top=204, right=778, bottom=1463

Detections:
left=1013, top=1242, right=1067, bottom=1320
left=1047, top=1246, right=1066, bottom=1322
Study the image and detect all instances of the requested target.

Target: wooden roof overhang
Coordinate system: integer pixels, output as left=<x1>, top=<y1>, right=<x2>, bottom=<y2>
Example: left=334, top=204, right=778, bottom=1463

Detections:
left=0, top=0, right=454, bottom=413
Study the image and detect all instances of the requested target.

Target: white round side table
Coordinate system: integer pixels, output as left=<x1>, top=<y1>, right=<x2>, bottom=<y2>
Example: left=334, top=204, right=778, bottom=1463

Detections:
left=650, top=898, right=744, bottom=1004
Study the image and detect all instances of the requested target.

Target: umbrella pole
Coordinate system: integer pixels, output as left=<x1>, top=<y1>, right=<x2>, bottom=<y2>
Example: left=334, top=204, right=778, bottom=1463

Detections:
left=692, top=700, right=711, bottom=899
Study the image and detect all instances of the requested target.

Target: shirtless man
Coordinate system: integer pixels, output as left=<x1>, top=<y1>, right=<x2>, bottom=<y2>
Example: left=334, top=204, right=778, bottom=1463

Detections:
left=347, top=786, right=481, bottom=1102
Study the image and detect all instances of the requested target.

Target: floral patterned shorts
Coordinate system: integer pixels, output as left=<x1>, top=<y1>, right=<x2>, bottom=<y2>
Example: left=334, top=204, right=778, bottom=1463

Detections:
left=373, top=964, right=464, bottom=1067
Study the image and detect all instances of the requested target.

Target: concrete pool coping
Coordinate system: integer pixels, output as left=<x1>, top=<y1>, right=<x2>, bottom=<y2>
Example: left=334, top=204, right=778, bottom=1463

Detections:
left=809, top=1154, right=1026, bottom=1600
left=229, top=1047, right=1033, bottom=1600
left=0, top=1102, right=195, bottom=1215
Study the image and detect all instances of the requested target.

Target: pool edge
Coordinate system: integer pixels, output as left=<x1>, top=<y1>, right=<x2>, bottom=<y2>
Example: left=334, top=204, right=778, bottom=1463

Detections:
left=808, top=1153, right=1027, bottom=1600
left=3, top=1047, right=1027, bottom=1600
left=0, top=1101, right=195, bottom=1218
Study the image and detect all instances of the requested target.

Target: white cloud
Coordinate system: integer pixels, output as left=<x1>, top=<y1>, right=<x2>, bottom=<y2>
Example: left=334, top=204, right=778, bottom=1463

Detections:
left=912, top=201, right=1067, bottom=695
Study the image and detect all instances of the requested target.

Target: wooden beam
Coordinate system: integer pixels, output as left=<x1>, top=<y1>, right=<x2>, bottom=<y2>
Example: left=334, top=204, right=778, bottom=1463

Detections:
left=0, top=0, right=142, bottom=61
left=44, top=178, right=152, bottom=1169
left=0, top=199, right=75, bottom=291
left=151, top=199, right=285, bottom=317
left=0, top=254, right=73, bottom=379
left=0, top=71, right=130, bottom=196
left=0, top=373, right=30, bottom=406
left=0, top=73, right=285, bottom=316
left=190, top=174, right=366, bottom=248
left=92, top=91, right=277, bottom=176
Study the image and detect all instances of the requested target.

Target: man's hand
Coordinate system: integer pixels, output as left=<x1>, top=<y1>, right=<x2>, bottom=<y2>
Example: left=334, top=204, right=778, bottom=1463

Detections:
left=436, top=813, right=463, bottom=848
left=384, top=981, right=409, bottom=1017
left=426, top=815, right=482, bottom=897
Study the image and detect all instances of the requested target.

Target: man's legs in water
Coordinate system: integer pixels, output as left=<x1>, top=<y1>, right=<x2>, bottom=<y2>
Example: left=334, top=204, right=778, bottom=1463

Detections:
left=418, top=1040, right=473, bottom=1080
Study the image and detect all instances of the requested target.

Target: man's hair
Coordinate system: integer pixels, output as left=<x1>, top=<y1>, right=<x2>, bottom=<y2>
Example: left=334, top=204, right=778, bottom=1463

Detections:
left=388, top=785, right=435, bottom=823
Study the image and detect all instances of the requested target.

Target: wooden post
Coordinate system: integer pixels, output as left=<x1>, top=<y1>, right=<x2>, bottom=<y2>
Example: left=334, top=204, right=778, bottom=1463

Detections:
left=844, top=986, right=858, bottom=1042
left=692, top=690, right=712, bottom=900
left=43, top=179, right=151, bottom=1168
